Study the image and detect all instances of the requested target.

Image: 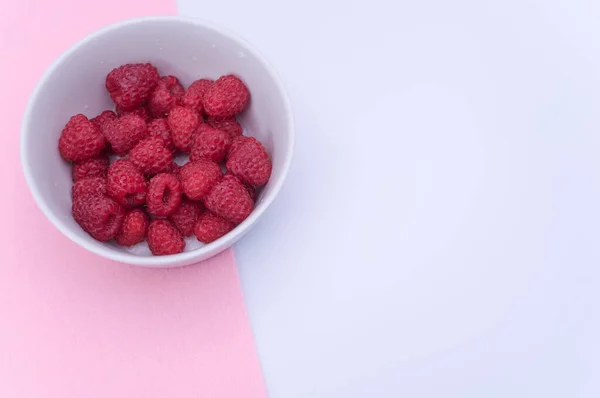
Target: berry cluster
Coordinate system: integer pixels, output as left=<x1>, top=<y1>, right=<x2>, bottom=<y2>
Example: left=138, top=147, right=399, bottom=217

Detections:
left=59, top=63, right=271, bottom=256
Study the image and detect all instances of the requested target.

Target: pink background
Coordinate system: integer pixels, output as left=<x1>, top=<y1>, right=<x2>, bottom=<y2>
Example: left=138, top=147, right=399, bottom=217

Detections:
left=0, top=1, right=266, bottom=397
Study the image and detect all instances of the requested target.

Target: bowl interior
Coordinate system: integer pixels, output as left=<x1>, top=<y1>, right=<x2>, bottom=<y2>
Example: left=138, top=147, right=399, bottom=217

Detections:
left=22, top=17, right=292, bottom=265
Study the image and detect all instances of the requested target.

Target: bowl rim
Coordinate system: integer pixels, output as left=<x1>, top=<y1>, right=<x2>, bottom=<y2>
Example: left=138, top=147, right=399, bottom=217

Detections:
left=20, top=15, right=295, bottom=267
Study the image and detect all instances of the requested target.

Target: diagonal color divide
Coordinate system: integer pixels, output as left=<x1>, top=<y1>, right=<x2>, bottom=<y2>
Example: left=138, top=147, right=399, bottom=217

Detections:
left=0, top=2, right=267, bottom=397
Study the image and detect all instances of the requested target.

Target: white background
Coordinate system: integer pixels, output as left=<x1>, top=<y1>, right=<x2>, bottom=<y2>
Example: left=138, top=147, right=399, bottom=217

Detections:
left=179, top=0, right=600, bottom=396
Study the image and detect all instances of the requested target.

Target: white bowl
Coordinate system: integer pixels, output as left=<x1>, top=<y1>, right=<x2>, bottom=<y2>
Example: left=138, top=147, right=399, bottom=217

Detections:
left=21, top=16, right=294, bottom=267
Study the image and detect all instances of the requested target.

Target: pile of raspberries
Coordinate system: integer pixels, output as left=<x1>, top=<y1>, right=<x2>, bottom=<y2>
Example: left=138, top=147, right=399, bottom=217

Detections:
left=58, top=63, right=272, bottom=256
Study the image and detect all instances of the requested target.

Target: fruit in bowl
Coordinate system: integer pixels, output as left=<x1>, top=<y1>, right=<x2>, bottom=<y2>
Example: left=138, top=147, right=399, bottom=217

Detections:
left=21, top=17, right=294, bottom=267
left=60, top=63, right=272, bottom=256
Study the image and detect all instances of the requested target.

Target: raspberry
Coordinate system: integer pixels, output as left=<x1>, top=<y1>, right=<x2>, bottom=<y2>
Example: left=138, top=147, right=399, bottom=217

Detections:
left=179, top=159, right=222, bottom=200
left=72, top=194, right=125, bottom=241
left=167, top=106, right=201, bottom=152
left=107, top=159, right=147, bottom=208
left=146, top=173, right=183, bottom=217
left=103, top=114, right=148, bottom=156
left=149, top=88, right=177, bottom=117
left=58, top=114, right=106, bottom=162
left=181, top=78, right=213, bottom=113
left=168, top=198, right=203, bottom=236
left=190, top=124, right=231, bottom=163
left=72, top=154, right=109, bottom=182
left=129, top=137, right=173, bottom=176
left=207, top=116, right=243, bottom=139
left=91, top=110, right=117, bottom=132
left=203, top=75, right=250, bottom=117
left=226, top=136, right=272, bottom=186
left=149, top=76, right=185, bottom=117
left=72, top=177, right=107, bottom=200
left=204, top=174, right=254, bottom=224
left=116, top=104, right=152, bottom=122
left=227, top=136, right=247, bottom=157
left=147, top=118, right=176, bottom=154
left=71, top=177, right=109, bottom=236
left=194, top=211, right=235, bottom=243
left=106, top=63, right=159, bottom=111
left=115, top=208, right=149, bottom=246
left=159, top=75, right=185, bottom=95
left=147, top=219, right=185, bottom=255
left=225, top=171, right=257, bottom=200
left=181, top=90, right=203, bottom=112
left=189, top=78, right=214, bottom=97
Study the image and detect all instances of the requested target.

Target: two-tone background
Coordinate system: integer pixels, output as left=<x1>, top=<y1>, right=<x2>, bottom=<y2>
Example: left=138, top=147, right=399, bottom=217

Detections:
left=2, top=0, right=599, bottom=396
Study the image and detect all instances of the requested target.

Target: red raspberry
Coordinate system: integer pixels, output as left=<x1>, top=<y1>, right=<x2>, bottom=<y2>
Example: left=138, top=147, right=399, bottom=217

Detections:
left=167, top=106, right=201, bottom=152
left=149, top=76, right=185, bottom=117
left=103, top=114, right=148, bottom=156
left=106, top=63, right=159, bottom=111
left=226, top=136, right=272, bottom=186
left=107, top=159, right=147, bottom=208
left=194, top=211, right=235, bottom=243
left=207, top=116, right=243, bottom=139
left=159, top=75, right=185, bottom=95
left=203, top=75, right=250, bottom=117
left=116, top=104, right=152, bottom=122
left=147, top=118, right=176, bottom=154
left=91, top=110, right=117, bottom=132
left=58, top=114, right=106, bottom=162
left=72, top=177, right=107, bottom=200
left=168, top=198, right=203, bottom=236
left=227, top=135, right=246, bottom=157
left=150, top=88, right=177, bottom=117
left=129, top=137, right=173, bottom=176
left=189, top=78, right=214, bottom=97
left=72, top=154, right=109, bottom=182
left=179, top=159, right=222, bottom=200
left=226, top=171, right=258, bottom=201
left=147, top=219, right=185, bottom=255
left=204, top=174, right=254, bottom=224
left=181, top=78, right=213, bottom=113
left=190, top=124, right=231, bottom=163
left=181, top=89, right=203, bottom=112
left=72, top=194, right=125, bottom=241
left=146, top=173, right=183, bottom=216
left=115, top=208, right=149, bottom=246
